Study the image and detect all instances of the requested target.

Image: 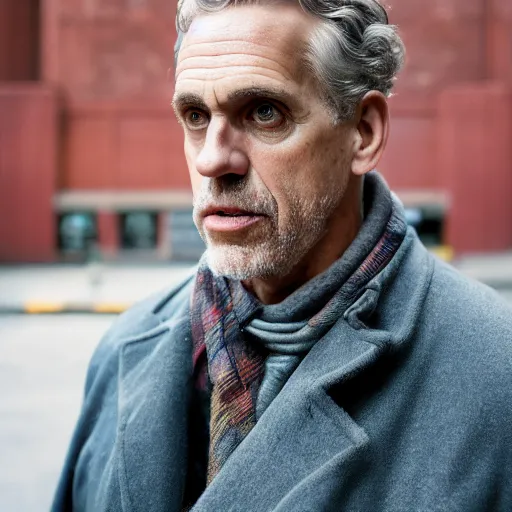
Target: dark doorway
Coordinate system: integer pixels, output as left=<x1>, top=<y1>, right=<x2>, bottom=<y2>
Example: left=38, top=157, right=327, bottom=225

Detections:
left=120, top=212, right=159, bottom=250
left=0, top=0, right=40, bottom=81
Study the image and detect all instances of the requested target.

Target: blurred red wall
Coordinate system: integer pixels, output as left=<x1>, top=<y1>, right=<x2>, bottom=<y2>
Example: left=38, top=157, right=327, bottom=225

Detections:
left=0, top=85, right=57, bottom=262
left=1, top=0, right=511, bottom=260
left=42, top=0, right=188, bottom=191
left=0, top=0, right=40, bottom=81
left=381, top=0, right=512, bottom=252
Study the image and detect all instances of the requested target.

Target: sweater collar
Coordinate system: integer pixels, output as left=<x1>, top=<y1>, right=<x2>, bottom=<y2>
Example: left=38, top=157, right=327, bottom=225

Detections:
left=231, top=171, right=397, bottom=325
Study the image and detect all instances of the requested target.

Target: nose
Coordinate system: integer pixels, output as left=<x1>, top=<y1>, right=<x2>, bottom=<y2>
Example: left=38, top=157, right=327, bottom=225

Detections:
left=194, top=117, right=249, bottom=179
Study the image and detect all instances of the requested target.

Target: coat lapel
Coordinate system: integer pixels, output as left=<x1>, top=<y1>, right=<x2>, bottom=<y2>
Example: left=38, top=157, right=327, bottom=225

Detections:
left=192, top=236, right=432, bottom=511
left=191, top=309, right=387, bottom=511
left=117, top=298, right=193, bottom=512
left=114, top=233, right=432, bottom=512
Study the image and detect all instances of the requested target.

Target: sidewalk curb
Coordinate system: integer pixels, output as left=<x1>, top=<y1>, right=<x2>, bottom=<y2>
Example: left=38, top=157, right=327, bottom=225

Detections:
left=0, top=302, right=131, bottom=315
left=1, top=277, right=511, bottom=315
left=470, top=280, right=512, bottom=291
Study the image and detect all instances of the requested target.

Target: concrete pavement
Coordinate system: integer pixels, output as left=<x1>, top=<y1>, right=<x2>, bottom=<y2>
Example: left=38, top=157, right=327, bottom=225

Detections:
left=0, top=263, right=195, bottom=314
left=454, top=251, right=512, bottom=289
left=0, top=253, right=511, bottom=512
left=0, top=315, right=114, bottom=512
left=0, top=251, right=511, bottom=314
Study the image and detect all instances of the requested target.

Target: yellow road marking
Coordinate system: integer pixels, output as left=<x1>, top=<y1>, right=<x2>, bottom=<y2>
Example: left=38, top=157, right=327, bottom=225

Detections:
left=24, top=302, right=66, bottom=314
left=430, top=245, right=454, bottom=262
left=93, top=303, right=131, bottom=314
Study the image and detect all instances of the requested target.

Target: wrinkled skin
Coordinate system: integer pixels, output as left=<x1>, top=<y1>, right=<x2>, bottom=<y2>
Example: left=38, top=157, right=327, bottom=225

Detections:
left=173, top=3, right=388, bottom=304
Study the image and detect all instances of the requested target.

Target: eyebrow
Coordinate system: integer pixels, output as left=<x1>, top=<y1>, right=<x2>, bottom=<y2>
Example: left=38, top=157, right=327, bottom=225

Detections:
left=226, top=86, right=295, bottom=106
left=172, top=86, right=297, bottom=114
left=171, top=93, right=209, bottom=115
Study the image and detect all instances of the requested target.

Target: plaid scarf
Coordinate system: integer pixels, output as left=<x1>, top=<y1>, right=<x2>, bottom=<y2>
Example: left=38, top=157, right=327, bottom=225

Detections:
left=190, top=267, right=263, bottom=484
left=189, top=177, right=407, bottom=486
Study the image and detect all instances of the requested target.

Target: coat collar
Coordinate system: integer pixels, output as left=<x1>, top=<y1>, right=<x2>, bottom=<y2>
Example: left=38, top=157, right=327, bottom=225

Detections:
left=191, top=320, right=380, bottom=511
left=117, top=294, right=193, bottom=512
left=116, top=231, right=433, bottom=512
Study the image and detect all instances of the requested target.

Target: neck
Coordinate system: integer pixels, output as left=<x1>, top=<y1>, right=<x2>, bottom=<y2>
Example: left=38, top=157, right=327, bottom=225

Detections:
left=243, top=176, right=363, bottom=305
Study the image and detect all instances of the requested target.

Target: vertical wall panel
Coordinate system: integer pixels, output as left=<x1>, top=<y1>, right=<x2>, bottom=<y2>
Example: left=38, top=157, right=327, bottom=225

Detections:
left=51, top=0, right=191, bottom=193
left=64, top=106, right=188, bottom=189
left=388, top=0, right=487, bottom=93
left=438, top=84, right=512, bottom=253
left=63, top=114, right=118, bottom=188
left=379, top=117, right=438, bottom=189
left=0, top=86, right=57, bottom=262
left=97, top=212, right=118, bottom=257
left=0, top=0, right=40, bottom=81
left=118, top=115, right=188, bottom=190
left=486, top=0, right=512, bottom=83
left=54, top=3, right=176, bottom=103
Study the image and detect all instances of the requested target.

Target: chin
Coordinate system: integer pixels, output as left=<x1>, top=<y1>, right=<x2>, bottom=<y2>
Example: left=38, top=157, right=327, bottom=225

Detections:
left=205, top=242, right=295, bottom=281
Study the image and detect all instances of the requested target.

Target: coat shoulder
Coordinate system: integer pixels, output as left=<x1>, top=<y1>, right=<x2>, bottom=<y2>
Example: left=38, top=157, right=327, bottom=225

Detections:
left=85, top=269, right=196, bottom=393
left=50, top=270, right=196, bottom=511
left=422, top=257, right=512, bottom=394
left=428, top=258, right=512, bottom=337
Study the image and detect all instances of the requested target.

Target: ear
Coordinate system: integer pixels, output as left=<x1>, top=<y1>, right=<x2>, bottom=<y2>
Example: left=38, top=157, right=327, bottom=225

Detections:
left=351, top=91, right=390, bottom=176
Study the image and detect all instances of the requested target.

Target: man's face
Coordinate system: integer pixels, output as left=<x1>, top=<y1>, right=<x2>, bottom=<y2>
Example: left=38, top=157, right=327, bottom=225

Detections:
left=174, top=4, right=356, bottom=279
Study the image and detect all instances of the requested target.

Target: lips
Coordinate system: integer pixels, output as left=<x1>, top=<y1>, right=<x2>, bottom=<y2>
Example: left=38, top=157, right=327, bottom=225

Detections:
left=202, top=207, right=254, bottom=218
left=214, top=211, right=249, bottom=217
left=201, top=206, right=265, bottom=233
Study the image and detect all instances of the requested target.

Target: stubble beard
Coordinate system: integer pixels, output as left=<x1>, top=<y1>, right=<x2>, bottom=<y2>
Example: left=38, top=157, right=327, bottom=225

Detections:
left=193, top=176, right=346, bottom=281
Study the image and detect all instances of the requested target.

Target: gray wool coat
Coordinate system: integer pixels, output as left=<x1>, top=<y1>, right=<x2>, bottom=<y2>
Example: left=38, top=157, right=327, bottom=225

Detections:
left=52, top=228, right=512, bottom=512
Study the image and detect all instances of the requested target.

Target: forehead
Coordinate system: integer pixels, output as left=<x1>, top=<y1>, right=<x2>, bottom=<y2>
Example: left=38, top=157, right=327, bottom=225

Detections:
left=175, top=4, right=317, bottom=103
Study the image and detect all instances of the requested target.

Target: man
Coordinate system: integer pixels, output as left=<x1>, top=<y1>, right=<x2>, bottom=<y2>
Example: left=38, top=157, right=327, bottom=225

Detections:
left=52, top=0, right=512, bottom=510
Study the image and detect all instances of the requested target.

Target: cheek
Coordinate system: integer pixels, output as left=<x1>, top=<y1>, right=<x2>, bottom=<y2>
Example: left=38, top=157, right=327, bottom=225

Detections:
left=252, top=134, right=350, bottom=226
left=288, top=131, right=352, bottom=199
left=189, top=172, right=203, bottom=196
left=184, top=142, right=203, bottom=195
left=252, top=136, right=338, bottom=201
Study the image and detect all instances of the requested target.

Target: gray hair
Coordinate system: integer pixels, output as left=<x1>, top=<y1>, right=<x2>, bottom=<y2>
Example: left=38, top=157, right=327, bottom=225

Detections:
left=175, top=0, right=405, bottom=121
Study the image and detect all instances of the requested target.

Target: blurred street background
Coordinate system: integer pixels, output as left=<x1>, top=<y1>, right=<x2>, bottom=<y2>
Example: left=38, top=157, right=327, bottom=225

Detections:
left=1, top=0, right=512, bottom=510
left=1, top=258, right=512, bottom=511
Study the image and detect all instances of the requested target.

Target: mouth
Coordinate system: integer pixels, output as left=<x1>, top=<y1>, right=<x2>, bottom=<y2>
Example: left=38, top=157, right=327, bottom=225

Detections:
left=213, top=210, right=251, bottom=217
left=202, top=207, right=265, bottom=233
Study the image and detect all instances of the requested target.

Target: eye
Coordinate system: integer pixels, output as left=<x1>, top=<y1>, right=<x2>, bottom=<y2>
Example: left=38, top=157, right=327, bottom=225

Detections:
left=184, top=109, right=209, bottom=130
left=250, top=103, right=285, bottom=129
